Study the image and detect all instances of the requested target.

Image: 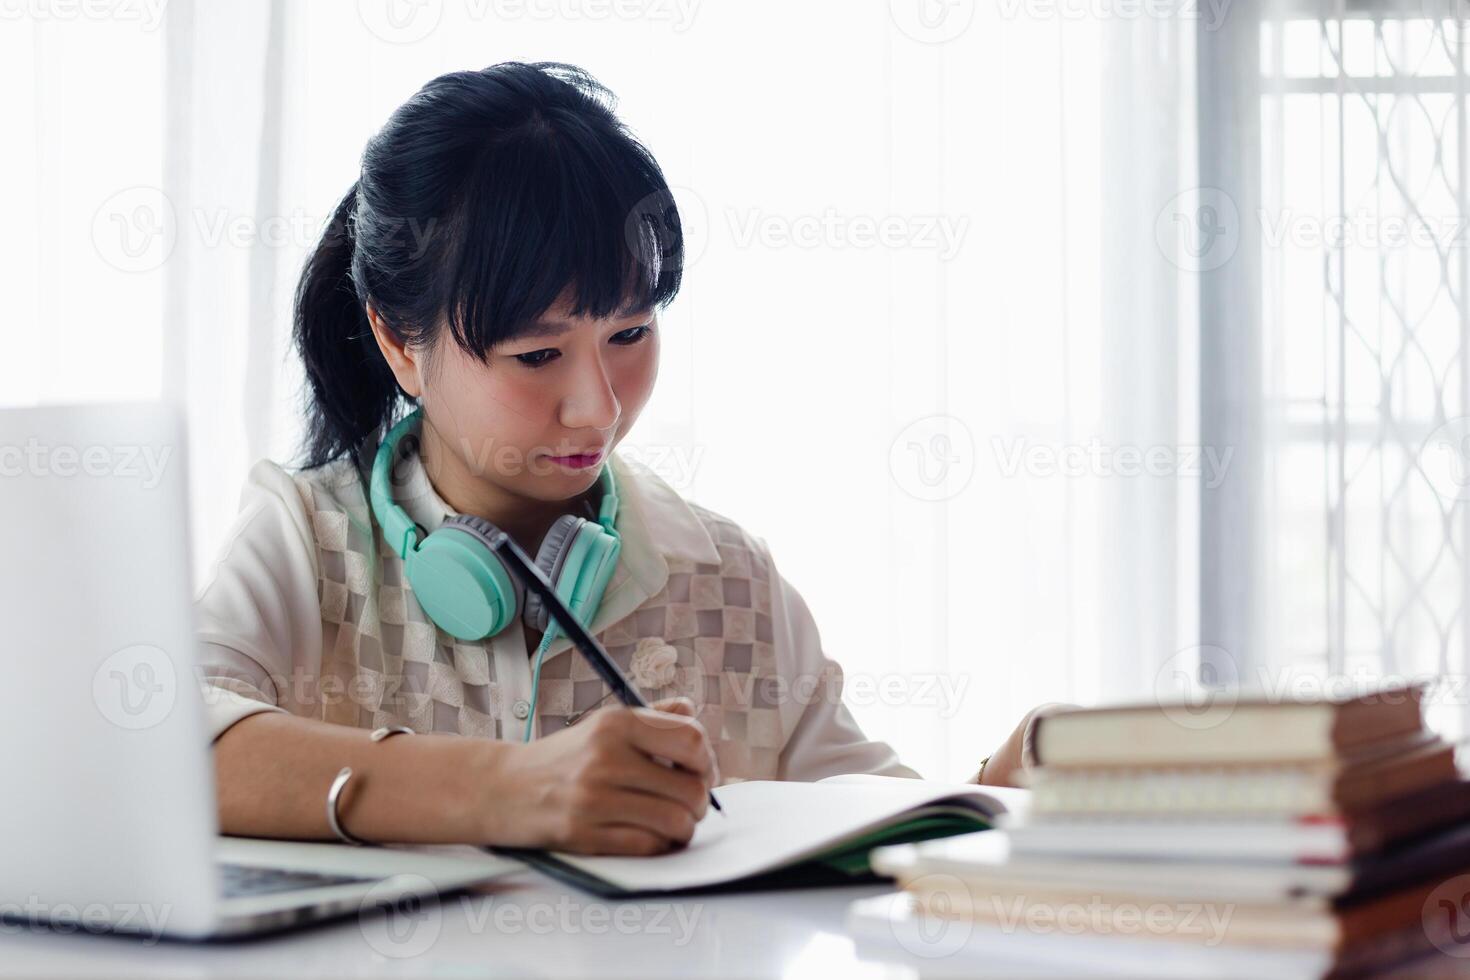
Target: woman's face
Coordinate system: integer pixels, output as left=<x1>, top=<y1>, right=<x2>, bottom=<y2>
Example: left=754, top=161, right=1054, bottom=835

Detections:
left=414, top=290, right=660, bottom=509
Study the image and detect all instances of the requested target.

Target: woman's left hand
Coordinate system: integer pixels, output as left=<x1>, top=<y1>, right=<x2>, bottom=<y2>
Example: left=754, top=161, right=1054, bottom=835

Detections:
left=973, top=701, right=1077, bottom=787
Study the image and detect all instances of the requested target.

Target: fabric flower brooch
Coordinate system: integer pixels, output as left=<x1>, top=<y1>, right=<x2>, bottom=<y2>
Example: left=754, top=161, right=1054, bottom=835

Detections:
left=629, top=637, right=679, bottom=690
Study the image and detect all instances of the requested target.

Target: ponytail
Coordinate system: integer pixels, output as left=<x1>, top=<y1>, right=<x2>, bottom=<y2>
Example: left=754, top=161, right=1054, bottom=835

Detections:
left=292, top=182, right=404, bottom=470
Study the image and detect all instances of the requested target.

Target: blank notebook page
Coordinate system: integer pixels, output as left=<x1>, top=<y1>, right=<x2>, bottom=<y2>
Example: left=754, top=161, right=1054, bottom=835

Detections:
left=546, top=774, right=1028, bottom=892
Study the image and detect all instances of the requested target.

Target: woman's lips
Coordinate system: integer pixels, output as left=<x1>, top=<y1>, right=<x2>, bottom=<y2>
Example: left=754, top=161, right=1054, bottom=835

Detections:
left=543, top=449, right=605, bottom=470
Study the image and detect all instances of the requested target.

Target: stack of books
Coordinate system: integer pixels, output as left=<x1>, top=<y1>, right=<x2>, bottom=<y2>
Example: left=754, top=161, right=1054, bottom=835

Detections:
left=853, top=684, right=1470, bottom=977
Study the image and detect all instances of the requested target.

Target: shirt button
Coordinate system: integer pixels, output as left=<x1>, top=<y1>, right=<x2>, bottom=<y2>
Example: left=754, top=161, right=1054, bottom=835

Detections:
left=512, top=699, right=530, bottom=720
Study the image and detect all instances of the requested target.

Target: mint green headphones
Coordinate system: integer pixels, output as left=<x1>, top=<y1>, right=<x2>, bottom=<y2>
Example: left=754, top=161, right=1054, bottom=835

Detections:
left=369, top=406, right=622, bottom=645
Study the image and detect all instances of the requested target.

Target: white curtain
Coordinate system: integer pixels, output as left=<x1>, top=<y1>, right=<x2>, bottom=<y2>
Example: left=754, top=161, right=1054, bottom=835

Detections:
left=8, top=1, right=1214, bottom=780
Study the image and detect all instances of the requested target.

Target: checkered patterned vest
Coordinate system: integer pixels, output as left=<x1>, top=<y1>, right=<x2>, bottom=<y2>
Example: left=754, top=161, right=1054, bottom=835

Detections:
left=290, top=456, right=785, bottom=783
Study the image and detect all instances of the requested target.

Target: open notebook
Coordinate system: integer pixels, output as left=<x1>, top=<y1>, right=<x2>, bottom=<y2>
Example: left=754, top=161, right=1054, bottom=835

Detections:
left=488, top=774, right=1028, bottom=897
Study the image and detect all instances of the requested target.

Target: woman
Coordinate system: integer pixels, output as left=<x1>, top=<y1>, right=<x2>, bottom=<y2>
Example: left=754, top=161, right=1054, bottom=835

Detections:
left=197, top=61, right=1050, bottom=856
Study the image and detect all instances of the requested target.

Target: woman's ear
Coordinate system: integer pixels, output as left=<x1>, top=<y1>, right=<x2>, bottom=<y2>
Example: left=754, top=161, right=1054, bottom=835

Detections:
left=365, top=302, right=424, bottom=398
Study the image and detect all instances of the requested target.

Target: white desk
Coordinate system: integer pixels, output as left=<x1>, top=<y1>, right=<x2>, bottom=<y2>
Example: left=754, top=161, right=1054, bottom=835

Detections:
left=1, top=869, right=1460, bottom=978
left=0, top=870, right=955, bottom=979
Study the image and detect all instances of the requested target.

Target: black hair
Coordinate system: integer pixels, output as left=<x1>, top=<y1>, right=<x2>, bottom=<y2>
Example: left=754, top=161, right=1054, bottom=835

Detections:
left=292, top=61, right=685, bottom=470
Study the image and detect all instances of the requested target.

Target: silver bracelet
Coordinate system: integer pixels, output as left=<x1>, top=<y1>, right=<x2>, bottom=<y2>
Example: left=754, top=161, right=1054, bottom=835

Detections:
left=326, top=725, right=415, bottom=846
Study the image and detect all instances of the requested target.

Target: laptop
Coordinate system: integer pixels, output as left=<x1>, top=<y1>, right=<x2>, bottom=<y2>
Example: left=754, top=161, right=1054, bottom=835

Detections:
left=0, top=401, right=519, bottom=940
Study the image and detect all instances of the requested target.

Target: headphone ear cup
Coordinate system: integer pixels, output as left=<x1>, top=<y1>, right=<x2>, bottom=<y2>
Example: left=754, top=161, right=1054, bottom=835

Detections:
left=404, top=515, right=521, bottom=641
left=523, top=516, right=622, bottom=634
left=522, top=515, right=583, bottom=632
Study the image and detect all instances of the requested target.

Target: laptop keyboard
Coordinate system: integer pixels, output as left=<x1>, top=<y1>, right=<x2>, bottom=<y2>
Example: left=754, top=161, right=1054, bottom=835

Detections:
left=219, top=862, right=376, bottom=899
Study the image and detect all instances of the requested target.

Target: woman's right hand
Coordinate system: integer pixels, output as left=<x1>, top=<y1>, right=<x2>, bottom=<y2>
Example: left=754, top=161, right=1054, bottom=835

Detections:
left=479, top=696, right=721, bottom=856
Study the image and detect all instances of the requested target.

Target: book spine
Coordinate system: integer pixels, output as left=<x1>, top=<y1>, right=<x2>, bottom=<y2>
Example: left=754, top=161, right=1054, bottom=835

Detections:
left=1029, top=770, right=1332, bottom=816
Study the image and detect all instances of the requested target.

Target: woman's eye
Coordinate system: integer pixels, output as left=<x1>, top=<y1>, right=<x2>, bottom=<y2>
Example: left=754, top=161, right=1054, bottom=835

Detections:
left=611, top=325, right=652, bottom=345
left=510, top=326, right=647, bottom=365
left=513, top=348, right=560, bottom=367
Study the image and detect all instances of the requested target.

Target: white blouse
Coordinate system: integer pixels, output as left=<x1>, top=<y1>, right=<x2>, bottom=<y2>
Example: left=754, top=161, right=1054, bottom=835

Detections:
left=192, top=422, right=919, bottom=784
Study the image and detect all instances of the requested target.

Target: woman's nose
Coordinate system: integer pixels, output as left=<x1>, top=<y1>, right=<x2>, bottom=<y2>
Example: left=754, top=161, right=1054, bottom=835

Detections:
left=559, top=355, right=620, bottom=433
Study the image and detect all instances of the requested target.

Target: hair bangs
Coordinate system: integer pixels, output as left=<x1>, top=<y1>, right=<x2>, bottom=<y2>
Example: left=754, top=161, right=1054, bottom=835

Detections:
left=445, top=113, right=684, bottom=359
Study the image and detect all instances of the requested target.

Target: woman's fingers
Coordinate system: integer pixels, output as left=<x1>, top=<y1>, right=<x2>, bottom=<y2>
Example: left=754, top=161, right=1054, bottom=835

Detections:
left=624, top=706, right=717, bottom=784
left=604, top=740, right=710, bottom=819
left=593, top=787, right=699, bottom=846
left=584, top=823, right=678, bottom=856
left=582, top=703, right=721, bottom=809
left=650, top=696, right=695, bottom=717
left=642, top=698, right=719, bottom=783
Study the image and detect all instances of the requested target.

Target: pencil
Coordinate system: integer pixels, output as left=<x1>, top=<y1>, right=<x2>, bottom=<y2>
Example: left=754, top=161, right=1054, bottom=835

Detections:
left=487, top=528, right=726, bottom=815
